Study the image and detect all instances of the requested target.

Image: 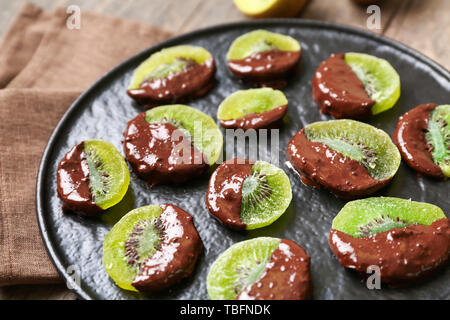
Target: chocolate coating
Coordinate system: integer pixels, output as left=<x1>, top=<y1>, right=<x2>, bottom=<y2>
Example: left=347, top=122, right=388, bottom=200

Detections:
left=127, top=58, right=215, bottom=107
left=286, top=128, right=390, bottom=200
left=56, top=142, right=103, bottom=216
left=312, top=53, right=375, bottom=119
left=392, top=103, right=444, bottom=179
left=123, top=112, right=208, bottom=186
left=220, top=105, right=287, bottom=130
left=205, top=159, right=253, bottom=230
left=237, top=239, right=312, bottom=300
left=132, top=203, right=203, bottom=292
left=329, top=218, right=450, bottom=286
left=228, top=49, right=300, bottom=89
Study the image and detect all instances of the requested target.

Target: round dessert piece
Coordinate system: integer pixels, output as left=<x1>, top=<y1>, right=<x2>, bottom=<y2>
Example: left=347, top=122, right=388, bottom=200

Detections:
left=226, top=30, right=301, bottom=88
left=206, top=159, right=292, bottom=230
left=329, top=197, right=450, bottom=286
left=233, top=0, right=307, bottom=18
left=312, top=52, right=400, bottom=119
left=123, top=104, right=223, bottom=186
left=393, top=104, right=450, bottom=179
left=103, top=204, right=203, bottom=293
left=56, top=139, right=130, bottom=216
left=286, top=120, right=401, bottom=200
left=217, top=88, right=288, bottom=129
left=127, top=45, right=216, bottom=107
left=207, top=237, right=312, bottom=300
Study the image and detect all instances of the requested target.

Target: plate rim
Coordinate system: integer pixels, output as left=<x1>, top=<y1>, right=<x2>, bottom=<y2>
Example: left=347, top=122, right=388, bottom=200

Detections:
left=35, top=18, right=450, bottom=300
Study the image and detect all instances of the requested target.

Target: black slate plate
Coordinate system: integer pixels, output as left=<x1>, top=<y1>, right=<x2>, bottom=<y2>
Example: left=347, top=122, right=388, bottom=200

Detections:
left=36, top=19, right=450, bottom=300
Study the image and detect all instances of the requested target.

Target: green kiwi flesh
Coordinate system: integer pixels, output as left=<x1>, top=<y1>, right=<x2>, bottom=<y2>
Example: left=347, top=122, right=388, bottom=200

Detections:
left=305, top=119, right=401, bottom=181
left=426, top=104, right=450, bottom=177
left=217, top=88, right=288, bottom=121
left=129, top=45, right=212, bottom=90
left=103, top=205, right=163, bottom=292
left=332, top=197, right=446, bottom=238
left=207, top=237, right=281, bottom=300
left=83, top=140, right=129, bottom=210
left=226, top=29, right=301, bottom=61
left=144, top=104, right=223, bottom=165
left=345, top=52, right=401, bottom=115
left=240, top=161, right=292, bottom=230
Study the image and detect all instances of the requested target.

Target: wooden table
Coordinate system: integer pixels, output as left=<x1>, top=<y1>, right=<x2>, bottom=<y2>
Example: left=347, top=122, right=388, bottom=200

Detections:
left=0, top=0, right=448, bottom=300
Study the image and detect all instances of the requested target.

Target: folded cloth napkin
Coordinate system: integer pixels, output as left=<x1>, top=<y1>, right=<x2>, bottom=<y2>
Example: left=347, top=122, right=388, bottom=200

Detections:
left=0, top=2, right=172, bottom=286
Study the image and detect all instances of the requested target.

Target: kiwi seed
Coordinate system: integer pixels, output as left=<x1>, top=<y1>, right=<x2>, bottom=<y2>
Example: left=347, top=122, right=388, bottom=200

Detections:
left=241, top=172, right=272, bottom=207
left=145, top=58, right=196, bottom=81
left=426, top=115, right=450, bottom=166
left=315, top=136, right=378, bottom=170
left=357, top=214, right=411, bottom=237
left=124, top=219, right=164, bottom=268
left=233, top=260, right=266, bottom=295
left=250, top=40, right=276, bottom=54
left=85, top=150, right=111, bottom=200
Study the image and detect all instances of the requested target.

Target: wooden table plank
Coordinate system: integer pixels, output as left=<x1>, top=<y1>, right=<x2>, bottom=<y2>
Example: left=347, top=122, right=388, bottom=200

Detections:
left=300, top=0, right=405, bottom=34
left=384, top=0, right=450, bottom=70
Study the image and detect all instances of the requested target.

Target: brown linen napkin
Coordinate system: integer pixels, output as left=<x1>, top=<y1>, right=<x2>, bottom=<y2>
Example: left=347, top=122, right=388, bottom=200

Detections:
left=0, top=2, right=172, bottom=286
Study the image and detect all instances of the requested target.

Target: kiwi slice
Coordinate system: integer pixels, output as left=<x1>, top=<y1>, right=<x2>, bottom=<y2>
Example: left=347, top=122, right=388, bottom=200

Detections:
left=240, top=161, right=292, bottom=229
left=226, top=29, right=300, bottom=61
left=103, top=205, right=162, bottom=292
left=426, top=104, right=450, bottom=177
left=83, top=140, right=130, bottom=210
left=145, top=104, right=223, bottom=165
left=344, top=53, right=401, bottom=115
left=305, top=120, right=401, bottom=181
left=217, top=88, right=287, bottom=123
left=103, top=204, right=202, bottom=292
left=332, top=197, right=446, bottom=238
left=128, top=45, right=213, bottom=90
left=207, top=237, right=281, bottom=299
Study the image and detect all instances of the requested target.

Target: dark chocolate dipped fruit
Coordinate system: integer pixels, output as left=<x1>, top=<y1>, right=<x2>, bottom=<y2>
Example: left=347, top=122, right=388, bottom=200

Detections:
left=123, top=104, right=223, bottom=186
left=393, top=104, right=450, bottom=179
left=207, top=237, right=312, bottom=300
left=217, top=88, right=288, bottom=130
left=56, top=139, right=130, bottom=216
left=127, top=45, right=216, bottom=107
left=226, top=30, right=301, bottom=88
left=206, top=159, right=292, bottom=230
left=103, top=204, right=203, bottom=292
left=329, top=197, right=450, bottom=286
left=312, top=53, right=400, bottom=119
left=286, top=120, right=401, bottom=199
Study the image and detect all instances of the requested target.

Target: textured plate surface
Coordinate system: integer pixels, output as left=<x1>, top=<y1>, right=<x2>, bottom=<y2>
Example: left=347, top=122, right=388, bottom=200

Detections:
left=36, top=19, right=450, bottom=300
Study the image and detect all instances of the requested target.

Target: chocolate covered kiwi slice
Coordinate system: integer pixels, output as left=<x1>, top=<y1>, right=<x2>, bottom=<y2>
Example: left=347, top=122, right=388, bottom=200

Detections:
left=207, top=237, right=312, bottom=300
left=127, top=45, right=215, bottom=106
left=393, top=104, right=450, bottom=179
left=329, top=197, right=450, bottom=286
left=287, top=120, right=401, bottom=199
left=206, top=159, right=292, bottom=230
left=103, top=204, right=203, bottom=292
left=226, top=30, right=301, bottom=88
left=57, top=139, right=130, bottom=216
left=313, top=52, right=400, bottom=119
left=217, top=88, right=288, bottom=129
left=124, top=104, right=223, bottom=186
